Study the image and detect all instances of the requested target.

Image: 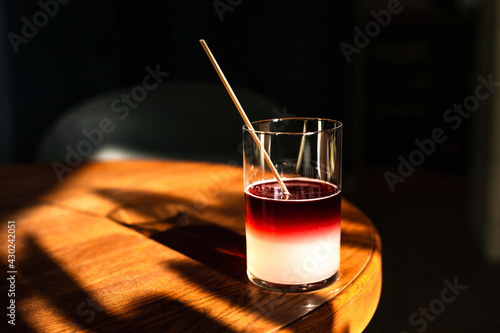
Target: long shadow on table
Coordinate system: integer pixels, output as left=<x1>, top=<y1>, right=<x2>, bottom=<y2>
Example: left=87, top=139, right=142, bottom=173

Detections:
left=96, top=188, right=378, bottom=331
left=95, top=188, right=338, bottom=331
left=18, top=220, right=334, bottom=331
left=19, top=234, right=239, bottom=332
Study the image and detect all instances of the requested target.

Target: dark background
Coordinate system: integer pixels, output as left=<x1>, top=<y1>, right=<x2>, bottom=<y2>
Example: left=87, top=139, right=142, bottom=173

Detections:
left=1, top=0, right=499, bottom=331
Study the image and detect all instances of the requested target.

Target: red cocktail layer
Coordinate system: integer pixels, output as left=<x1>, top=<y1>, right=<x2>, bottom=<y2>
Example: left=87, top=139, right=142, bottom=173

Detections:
left=245, top=178, right=341, bottom=242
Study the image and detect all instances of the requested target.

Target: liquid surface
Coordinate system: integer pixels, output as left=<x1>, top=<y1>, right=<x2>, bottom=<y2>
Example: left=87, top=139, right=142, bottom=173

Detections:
left=245, top=178, right=341, bottom=238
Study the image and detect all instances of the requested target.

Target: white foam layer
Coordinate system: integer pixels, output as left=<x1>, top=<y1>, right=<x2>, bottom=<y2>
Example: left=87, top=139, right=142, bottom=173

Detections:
left=246, top=228, right=340, bottom=285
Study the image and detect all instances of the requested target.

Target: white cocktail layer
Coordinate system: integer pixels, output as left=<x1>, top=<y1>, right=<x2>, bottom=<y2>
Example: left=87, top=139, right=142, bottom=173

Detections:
left=246, top=227, right=340, bottom=285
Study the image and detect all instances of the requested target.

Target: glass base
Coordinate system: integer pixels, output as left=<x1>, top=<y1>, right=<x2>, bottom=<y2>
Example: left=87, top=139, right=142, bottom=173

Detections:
left=247, top=270, right=339, bottom=293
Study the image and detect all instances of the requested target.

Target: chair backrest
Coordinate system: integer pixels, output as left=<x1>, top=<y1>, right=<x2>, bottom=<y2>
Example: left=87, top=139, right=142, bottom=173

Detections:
left=37, top=80, right=282, bottom=164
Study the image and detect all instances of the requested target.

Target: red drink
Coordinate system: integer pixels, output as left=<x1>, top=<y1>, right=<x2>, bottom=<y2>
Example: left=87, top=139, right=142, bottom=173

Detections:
left=245, top=178, right=341, bottom=287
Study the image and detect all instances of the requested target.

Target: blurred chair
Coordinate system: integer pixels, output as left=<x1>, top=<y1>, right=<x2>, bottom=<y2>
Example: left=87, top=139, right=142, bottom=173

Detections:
left=37, top=80, right=281, bottom=164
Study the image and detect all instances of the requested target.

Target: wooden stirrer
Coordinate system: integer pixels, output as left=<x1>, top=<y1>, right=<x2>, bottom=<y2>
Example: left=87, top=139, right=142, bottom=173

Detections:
left=199, top=39, right=290, bottom=196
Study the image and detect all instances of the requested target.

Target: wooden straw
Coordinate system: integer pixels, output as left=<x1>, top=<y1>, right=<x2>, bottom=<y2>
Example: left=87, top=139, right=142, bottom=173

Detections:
left=199, top=39, right=290, bottom=195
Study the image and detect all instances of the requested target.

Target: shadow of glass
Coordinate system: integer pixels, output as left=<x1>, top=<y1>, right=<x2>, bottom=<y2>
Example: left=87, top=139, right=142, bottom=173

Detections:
left=151, top=223, right=247, bottom=282
left=96, top=188, right=248, bottom=281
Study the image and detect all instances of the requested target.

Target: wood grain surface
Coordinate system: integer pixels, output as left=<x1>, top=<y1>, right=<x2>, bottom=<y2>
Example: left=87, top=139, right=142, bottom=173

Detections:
left=0, top=160, right=381, bottom=332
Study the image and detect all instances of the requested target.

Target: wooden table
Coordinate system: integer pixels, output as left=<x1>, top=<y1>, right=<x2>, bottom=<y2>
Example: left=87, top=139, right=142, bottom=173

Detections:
left=0, top=160, right=381, bottom=332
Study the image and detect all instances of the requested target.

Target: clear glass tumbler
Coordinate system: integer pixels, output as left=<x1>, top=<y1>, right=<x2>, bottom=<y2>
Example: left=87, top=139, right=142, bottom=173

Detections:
left=243, top=117, right=342, bottom=292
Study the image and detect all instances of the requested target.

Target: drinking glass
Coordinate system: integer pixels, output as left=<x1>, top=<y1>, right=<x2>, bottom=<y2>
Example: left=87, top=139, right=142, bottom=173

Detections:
left=243, top=117, right=342, bottom=292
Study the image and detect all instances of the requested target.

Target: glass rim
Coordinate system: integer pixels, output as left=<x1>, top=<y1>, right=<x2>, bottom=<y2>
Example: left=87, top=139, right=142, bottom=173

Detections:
left=242, top=117, right=342, bottom=135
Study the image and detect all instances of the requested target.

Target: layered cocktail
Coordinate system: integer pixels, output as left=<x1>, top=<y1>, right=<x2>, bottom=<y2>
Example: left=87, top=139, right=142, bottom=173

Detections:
left=243, top=118, right=342, bottom=292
